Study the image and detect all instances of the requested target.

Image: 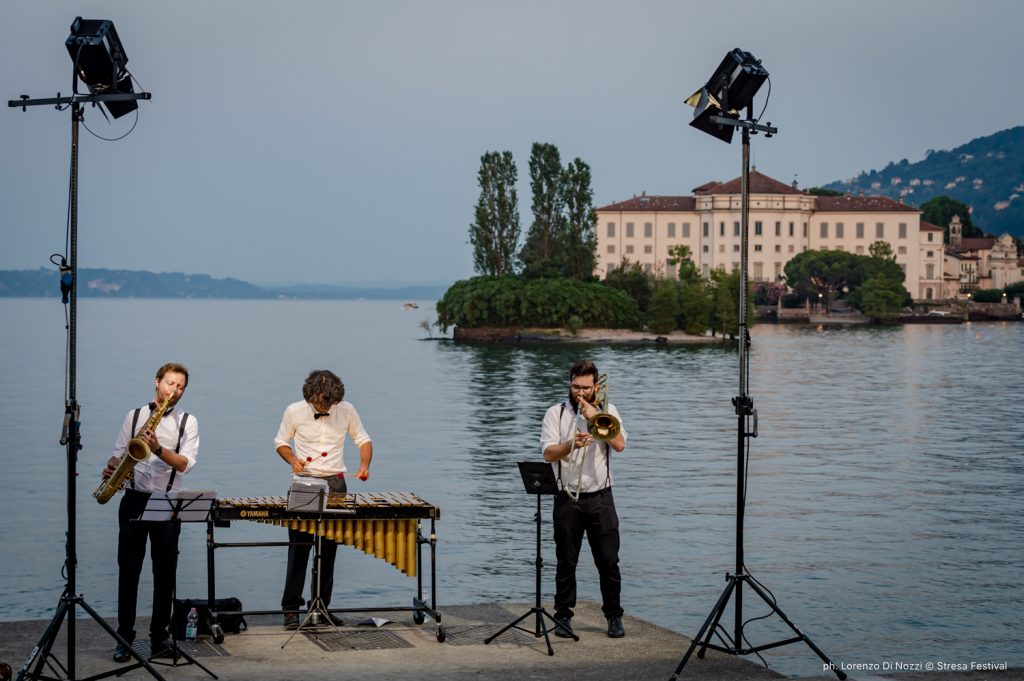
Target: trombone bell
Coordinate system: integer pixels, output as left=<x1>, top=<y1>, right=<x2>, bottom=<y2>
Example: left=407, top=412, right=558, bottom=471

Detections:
left=587, top=374, right=621, bottom=440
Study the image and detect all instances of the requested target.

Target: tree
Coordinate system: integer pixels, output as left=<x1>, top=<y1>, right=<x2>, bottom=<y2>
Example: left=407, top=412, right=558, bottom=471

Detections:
left=560, top=158, right=598, bottom=281
left=469, top=151, right=520, bottom=276
left=647, top=280, right=681, bottom=334
left=603, top=259, right=654, bottom=314
left=678, top=279, right=712, bottom=335
left=868, top=240, right=895, bottom=260
left=919, top=196, right=984, bottom=242
left=856, top=277, right=906, bottom=320
left=708, top=268, right=752, bottom=339
left=804, top=187, right=844, bottom=197
left=520, top=143, right=566, bottom=277
left=784, top=250, right=862, bottom=313
left=667, top=244, right=699, bottom=284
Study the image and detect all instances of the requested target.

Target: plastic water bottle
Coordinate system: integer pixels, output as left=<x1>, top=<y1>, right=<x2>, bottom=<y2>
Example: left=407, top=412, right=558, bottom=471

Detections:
left=185, top=607, right=199, bottom=641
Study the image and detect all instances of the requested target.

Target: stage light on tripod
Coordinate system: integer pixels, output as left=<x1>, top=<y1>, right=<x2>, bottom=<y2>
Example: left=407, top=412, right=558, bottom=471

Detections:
left=65, top=16, right=138, bottom=119
left=685, top=48, right=769, bottom=143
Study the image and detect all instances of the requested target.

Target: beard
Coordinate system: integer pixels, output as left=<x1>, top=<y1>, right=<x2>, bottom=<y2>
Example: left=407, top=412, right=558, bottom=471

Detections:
left=567, top=389, right=594, bottom=412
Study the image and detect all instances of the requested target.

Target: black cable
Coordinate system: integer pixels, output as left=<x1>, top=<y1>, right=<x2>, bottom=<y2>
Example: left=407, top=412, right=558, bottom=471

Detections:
left=755, top=78, right=772, bottom=124
left=81, top=106, right=139, bottom=141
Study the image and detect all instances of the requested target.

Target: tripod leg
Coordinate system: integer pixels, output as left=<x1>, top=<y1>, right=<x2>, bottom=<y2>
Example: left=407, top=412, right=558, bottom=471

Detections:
left=743, top=578, right=847, bottom=680
left=669, top=578, right=736, bottom=681
left=75, top=596, right=172, bottom=681
left=484, top=609, right=536, bottom=644
left=16, top=592, right=69, bottom=681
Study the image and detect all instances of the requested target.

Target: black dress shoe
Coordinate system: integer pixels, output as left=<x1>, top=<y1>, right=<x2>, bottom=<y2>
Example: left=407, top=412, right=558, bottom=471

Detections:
left=112, top=642, right=133, bottom=663
left=283, top=612, right=300, bottom=630
left=607, top=616, right=625, bottom=638
left=325, top=612, right=345, bottom=627
left=553, top=617, right=575, bottom=638
left=149, top=640, right=173, bottom=659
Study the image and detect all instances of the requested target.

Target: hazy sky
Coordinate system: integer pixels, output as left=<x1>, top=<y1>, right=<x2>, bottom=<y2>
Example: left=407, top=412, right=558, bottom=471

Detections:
left=2, top=1, right=1022, bottom=286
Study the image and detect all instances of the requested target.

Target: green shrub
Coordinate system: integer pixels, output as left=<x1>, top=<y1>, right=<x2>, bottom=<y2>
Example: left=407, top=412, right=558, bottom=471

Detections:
left=971, top=288, right=1003, bottom=303
left=436, top=276, right=639, bottom=332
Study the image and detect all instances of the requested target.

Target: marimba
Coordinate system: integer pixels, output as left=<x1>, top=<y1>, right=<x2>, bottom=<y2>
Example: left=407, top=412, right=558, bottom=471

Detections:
left=204, top=492, right=444, bottom=642
left=213, top=492, right=440, bottom=576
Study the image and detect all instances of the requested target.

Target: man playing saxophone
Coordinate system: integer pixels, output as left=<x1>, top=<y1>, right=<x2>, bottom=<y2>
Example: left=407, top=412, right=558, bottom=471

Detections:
left=541, top=360, right=628, bottom=640
left=101, top=363, right=199, bottom=662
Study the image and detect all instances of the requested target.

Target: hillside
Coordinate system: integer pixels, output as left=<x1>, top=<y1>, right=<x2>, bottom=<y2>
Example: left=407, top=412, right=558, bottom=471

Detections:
left=0, top=268, right=446, bottom=300
left=825, top=125, right=1024, bottom=239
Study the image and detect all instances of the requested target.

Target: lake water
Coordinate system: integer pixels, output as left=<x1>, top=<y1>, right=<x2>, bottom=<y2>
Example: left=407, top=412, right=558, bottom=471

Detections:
left=0, top=298, right=1021, bottom=676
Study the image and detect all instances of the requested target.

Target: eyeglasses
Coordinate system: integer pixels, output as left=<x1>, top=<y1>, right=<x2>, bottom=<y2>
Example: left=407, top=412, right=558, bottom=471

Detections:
left=570, top=384, right=595, bottom=392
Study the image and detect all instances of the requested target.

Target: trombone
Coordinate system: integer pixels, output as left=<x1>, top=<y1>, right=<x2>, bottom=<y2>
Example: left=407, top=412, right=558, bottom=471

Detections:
left=568, top=374, right=621, bottom=501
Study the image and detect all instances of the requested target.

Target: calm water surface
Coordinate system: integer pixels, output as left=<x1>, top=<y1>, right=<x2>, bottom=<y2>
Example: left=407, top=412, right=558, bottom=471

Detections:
left=0, top=299, right=1021, bottom=676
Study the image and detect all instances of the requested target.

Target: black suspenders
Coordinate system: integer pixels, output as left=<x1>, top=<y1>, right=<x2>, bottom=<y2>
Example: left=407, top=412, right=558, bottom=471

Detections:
left=128, top=407, right=189, bottom=492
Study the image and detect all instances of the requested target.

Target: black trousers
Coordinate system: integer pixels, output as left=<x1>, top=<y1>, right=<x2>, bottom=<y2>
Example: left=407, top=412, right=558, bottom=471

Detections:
left=281, top=475, right=347, bottom=612
left=552, top=488, right=623, bottom=620
left=117, top=489, right=181, bottom=644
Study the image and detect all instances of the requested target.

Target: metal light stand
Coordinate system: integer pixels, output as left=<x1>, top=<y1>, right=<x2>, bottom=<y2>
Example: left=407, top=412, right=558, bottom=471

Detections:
left=670, top=108, right=846, bottom=681
left=9, top=90, right=157, bottom=681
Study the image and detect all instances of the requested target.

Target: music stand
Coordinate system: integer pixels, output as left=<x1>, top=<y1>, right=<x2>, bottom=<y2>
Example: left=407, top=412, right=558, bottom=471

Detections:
left=132, top=490, right=218, bottom=680
left=281, top=481, right=355, bottom=649
left=485, top=462, right=578, bottom=655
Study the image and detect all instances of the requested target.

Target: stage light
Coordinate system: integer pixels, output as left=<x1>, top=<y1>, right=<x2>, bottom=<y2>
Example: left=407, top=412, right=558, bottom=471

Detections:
left=685, top=48, right=769, bottom=143
left=65, top=16, right=137, bottom=119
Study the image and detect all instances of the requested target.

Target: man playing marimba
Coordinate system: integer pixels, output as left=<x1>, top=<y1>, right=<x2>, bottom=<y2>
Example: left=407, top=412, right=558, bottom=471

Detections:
left=274, top=369, right=373, bottom=630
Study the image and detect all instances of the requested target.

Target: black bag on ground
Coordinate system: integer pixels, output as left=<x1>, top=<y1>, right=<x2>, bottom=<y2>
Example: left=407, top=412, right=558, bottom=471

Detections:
left=172, top=597, right=247, bottom=640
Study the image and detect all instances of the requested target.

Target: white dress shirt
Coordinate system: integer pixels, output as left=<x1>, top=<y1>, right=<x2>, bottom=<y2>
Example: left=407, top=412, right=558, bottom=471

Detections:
left=274, top=400, right=371, bottom=476
left=541, top=400, right=627, bottom=494
left=111, top=405, right=199, bottom=494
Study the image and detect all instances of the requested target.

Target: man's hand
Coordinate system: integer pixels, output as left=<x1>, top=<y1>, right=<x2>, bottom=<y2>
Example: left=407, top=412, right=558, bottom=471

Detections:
left=356, top=466, right=370, bottom=481
left=572, top=431, right=594, bottom=450
left=143, top=429, right=161, bottom=453
left=576, top=396, right=599, bottom=420
left=102, top=455, right=120, bottom=480
left=291, top=458, right=308, bottom=474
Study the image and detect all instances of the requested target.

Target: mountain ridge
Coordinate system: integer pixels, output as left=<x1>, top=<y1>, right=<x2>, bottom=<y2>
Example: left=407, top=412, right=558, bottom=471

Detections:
left=825, top=125, right=1024, bottom=239
left=0, top=267, right=447, bottom=300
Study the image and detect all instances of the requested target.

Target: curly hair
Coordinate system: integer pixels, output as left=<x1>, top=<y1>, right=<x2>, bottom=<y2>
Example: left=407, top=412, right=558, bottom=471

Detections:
left=302, top=369, right=346, bottom=406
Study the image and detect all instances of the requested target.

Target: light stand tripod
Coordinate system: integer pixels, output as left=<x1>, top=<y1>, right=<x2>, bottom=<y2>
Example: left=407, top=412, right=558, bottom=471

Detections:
left=485, top=462, right=577, bottom=656
left=669, top=107, right=845, bottom=681
left=9, top=89, right=154, bottom=681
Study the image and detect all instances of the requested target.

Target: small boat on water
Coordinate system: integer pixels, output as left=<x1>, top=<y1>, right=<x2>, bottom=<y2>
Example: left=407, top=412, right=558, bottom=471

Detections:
left=403, top=302, right=419, bottom=310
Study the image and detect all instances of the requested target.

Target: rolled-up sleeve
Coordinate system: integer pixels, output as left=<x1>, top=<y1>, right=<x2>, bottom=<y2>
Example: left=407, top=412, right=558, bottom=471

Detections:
left=346, top=404, right=372, bottom=447
left=178, top=415, right=200, bottom=474
left=540, top=405, right=563, bottom=454
left=274, top=405, right=297, bottom=450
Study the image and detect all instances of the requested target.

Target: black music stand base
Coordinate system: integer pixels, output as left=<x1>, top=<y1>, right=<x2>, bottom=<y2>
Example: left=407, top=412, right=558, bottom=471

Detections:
left=282, top=510, right=339, bottom=649
left=130, top=492, right=217, bottom=680
left=485, top=462, right=578, bottom=655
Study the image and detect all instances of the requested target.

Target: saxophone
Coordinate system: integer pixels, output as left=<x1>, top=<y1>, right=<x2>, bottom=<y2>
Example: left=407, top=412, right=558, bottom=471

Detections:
left=93, top=391, right=175, bottom=504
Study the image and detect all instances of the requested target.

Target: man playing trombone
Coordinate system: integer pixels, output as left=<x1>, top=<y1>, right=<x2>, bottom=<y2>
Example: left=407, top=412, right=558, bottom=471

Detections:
left=541, top=360, right=628, bottom=640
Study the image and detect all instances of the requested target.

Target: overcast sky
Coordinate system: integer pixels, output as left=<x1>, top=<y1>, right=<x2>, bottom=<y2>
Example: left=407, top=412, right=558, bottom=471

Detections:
left=2, top=0, right=1021, bottom=286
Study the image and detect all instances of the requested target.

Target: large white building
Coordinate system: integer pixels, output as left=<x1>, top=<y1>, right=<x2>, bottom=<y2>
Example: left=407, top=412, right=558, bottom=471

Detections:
left=595, top=170, right=947, bottom=301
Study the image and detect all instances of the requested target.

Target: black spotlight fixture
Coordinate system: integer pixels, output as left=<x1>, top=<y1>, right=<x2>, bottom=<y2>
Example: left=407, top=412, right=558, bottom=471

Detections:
left=65, top=16, right=138, bottom=118
left=685, top=48, right=768, bottom=143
